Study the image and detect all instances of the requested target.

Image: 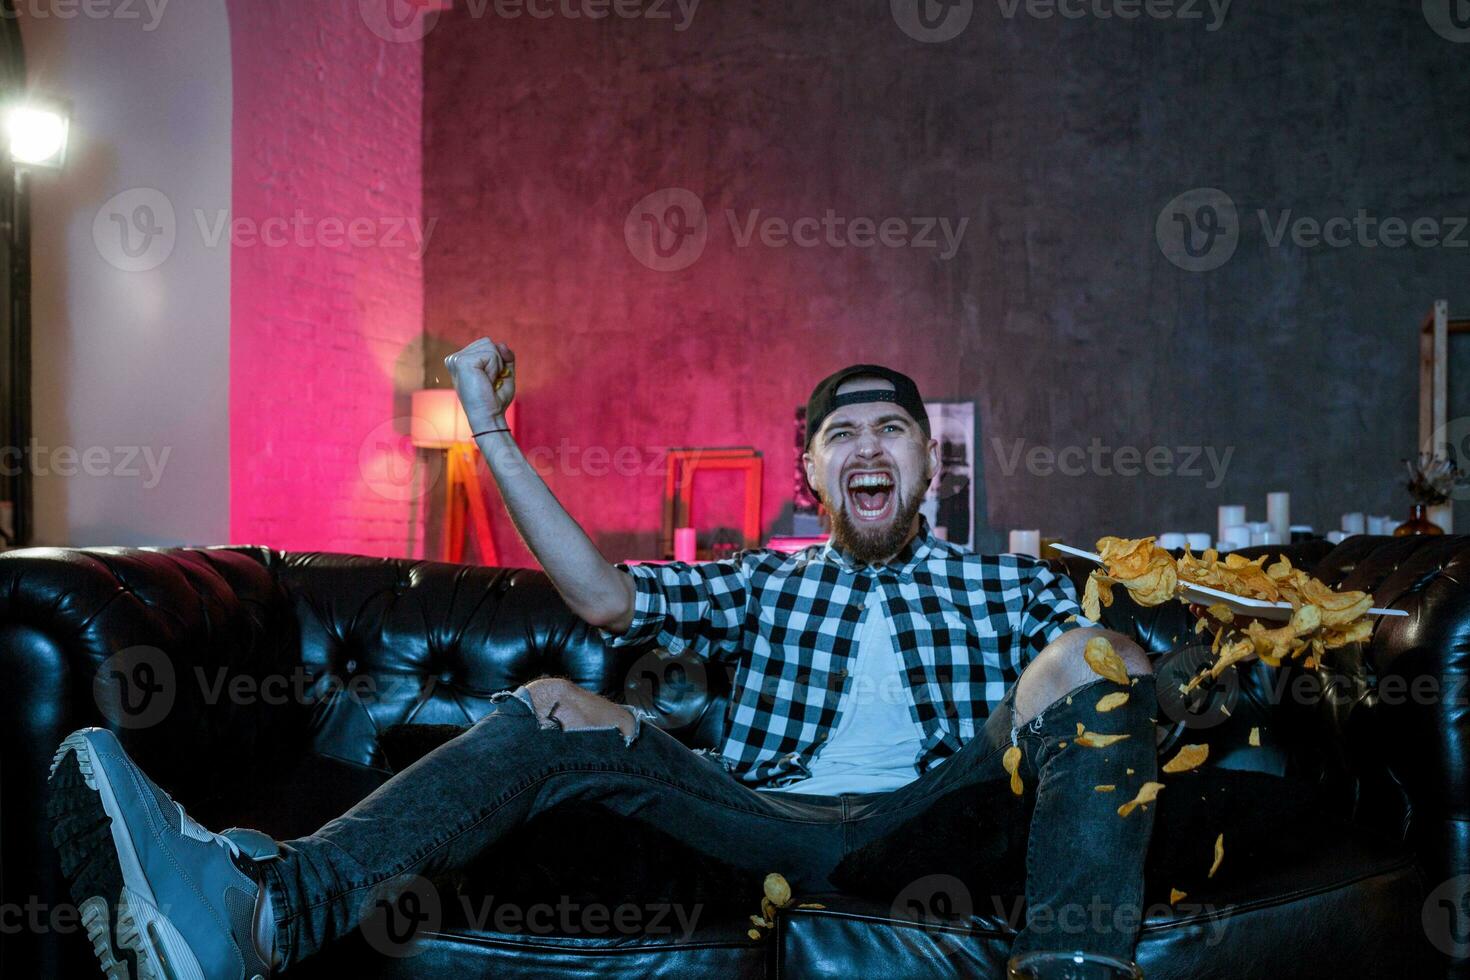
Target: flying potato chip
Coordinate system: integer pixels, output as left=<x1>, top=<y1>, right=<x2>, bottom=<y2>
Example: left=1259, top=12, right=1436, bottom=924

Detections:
left=1095, top=784, right=1116, bottom=792
left=1170, top=888, right=1187, bottom=904
left=1083, top=573, right=1116, bottom=621
left=1084, top=636, right=1131, bottom=686
left=1096, top=691, right=1130, bottom=712
left=764, top=873, right=792, bottom=907
left=1249, top=726, right=1261, bottom=746
left=1076, top=730, right=1131, bottom=748
left=1209, top=833, right=1224, bottom=877
left=1162, top=743, right=1209, bottom=773
left=1003, top=744, right=1024, bottom=796
left=1118, top=781, right=1165, bottom=817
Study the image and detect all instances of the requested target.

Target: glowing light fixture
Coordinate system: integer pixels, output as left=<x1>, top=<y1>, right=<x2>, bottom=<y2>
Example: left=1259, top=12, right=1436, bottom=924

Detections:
left=5, top=96, right=70, bottom=170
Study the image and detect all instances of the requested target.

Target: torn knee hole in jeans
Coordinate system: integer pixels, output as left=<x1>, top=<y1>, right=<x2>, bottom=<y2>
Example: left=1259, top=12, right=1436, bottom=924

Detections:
left=496, top=685, right=643, bottom=747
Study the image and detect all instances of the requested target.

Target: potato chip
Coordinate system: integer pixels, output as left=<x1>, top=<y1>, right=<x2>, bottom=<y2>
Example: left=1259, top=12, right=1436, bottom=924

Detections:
left=1170, top=888, right=1187, bottom=904
left=1096, top=691, right=1130, bottom=712
left=1118, top=781, right=1165, bottom=817
left=1076, top=730, right=1131, bottom=748
left=1084, top=636, right=1131, bottom=686
left=748, top=928, right=762, bottom=941
left=1095, top=784, right=1116, bottom=792
left=1003, top=744, right=1024, bottom=796
left=1126, top=767, right=1135, bottom=775
left=764, top=873, right=792, bottom=907
left=750, top=914, right=771, bottom=928
left=1248, top=727, right=1260, bottom=747
left=1204, top=602, right=1235, bottom=623
left=797, top=903, right=825, bottom=909
left=1208, top=833, right=1224, bottom=877
left=762, top=898, right=776, bottom=921
left=1082, top=573, right=1116, bottom=622
left=1162, top=743, right=1209, bottom=773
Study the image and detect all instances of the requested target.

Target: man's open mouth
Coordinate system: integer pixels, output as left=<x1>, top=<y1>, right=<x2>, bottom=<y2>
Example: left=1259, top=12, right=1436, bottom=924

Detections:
left=846, top=470, right=896, bottom=522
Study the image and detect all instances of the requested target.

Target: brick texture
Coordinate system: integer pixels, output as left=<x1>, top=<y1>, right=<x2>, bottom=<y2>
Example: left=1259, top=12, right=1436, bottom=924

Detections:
left=228, top=1, right=426, bottom=557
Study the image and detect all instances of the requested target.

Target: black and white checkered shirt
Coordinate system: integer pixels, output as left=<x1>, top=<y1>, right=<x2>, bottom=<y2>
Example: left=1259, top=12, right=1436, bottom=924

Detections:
left=599, top=513, right=1094, bottom=788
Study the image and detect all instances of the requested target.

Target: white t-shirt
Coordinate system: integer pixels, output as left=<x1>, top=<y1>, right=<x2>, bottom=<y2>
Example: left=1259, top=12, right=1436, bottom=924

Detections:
left=765, top=587, right=926, bottom=795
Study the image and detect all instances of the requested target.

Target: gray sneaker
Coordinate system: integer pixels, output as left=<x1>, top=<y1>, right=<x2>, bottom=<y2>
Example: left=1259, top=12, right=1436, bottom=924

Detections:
left=47, top=728, right=274, bottom=980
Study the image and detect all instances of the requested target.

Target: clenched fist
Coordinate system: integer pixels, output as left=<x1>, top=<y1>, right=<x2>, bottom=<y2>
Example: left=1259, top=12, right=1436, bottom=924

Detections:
left=444, top=338, right=516, bottom=431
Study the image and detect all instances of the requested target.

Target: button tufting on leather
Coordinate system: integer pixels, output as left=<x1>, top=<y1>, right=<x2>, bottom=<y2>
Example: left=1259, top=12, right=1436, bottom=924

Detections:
left=344, top=658, right=358, bottom=673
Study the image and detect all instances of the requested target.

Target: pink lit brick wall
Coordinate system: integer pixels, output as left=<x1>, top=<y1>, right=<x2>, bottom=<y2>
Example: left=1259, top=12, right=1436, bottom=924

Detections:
left=227, top=1, right=426, bottom=557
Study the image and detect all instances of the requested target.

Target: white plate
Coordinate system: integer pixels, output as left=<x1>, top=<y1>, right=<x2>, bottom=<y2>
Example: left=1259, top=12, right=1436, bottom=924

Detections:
left=1046, top=543, right=1407, bottom=621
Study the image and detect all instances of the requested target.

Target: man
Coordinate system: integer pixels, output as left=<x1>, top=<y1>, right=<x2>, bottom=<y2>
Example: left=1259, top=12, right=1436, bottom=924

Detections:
left=47, top=341, right=1159, bottom=979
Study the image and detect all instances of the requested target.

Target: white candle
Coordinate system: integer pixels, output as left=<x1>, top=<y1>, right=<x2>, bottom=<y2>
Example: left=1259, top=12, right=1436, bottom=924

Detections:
left=674, top=527, right=697, bottom=562
left=1341, top=512, right=1366, bottom=535
left=1429, top=502, right=1454, bottom=533
left=1267, top=492, right=1290, bottom=543
left=1185, top=532, right=1212, bottom=552
left=1157, top=532, right=1186, bottom=550
left=1218, top=505, right=1246, bottom=547
left=1222, top=524, right=1252, bottom=551
left=1009, top=529, right=1041, bottom=558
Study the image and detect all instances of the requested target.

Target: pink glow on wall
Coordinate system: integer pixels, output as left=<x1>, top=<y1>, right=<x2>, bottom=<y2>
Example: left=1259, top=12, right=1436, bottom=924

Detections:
left=227, top=1, right=426, bottom=557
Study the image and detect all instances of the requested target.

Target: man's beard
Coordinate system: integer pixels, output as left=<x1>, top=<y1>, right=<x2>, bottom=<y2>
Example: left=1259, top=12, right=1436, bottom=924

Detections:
left=820, top=473, right=929, bottom=566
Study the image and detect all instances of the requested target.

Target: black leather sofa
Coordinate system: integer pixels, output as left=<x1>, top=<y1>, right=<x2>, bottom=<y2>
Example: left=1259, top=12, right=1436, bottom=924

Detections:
left=2, top=535, right=1464, bottom=978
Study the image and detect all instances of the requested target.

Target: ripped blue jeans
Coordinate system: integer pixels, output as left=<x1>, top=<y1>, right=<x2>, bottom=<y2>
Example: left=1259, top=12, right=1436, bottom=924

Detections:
left=255, top=674, right=1158, bottom=969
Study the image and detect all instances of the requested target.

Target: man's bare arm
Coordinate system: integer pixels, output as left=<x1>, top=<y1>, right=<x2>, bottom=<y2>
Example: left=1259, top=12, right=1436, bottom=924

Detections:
left=444, top=338, right=635, bottom=632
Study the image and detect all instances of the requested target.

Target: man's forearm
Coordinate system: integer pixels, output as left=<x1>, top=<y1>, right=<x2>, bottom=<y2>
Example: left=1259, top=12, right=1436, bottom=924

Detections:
left=473, top=421, right=634, bottom=631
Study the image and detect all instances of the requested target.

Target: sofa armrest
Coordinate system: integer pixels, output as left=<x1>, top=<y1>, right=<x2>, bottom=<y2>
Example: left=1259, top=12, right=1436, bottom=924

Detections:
left=0, top=545, right=294, bottom=977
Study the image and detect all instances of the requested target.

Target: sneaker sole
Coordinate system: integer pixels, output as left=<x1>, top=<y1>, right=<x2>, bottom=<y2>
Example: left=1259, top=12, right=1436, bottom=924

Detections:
left=48, top=731, right=212, bottom=980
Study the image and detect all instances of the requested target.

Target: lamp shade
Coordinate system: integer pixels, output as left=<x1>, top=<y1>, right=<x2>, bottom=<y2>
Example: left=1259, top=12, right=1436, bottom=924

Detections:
left=410, top=388, right=473, bottom=448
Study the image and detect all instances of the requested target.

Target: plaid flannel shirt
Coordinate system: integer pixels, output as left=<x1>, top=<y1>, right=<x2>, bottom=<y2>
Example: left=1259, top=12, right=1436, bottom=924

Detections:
left=598, top=513, right=1095, bottom=788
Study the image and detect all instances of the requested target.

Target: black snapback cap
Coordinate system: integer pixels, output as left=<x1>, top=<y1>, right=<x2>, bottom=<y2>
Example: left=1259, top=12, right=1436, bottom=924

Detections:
left=804, top=364, right=930, bottom=451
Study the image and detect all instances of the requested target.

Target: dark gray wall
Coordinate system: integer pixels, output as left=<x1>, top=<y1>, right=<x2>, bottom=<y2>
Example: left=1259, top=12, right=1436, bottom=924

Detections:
left=425, top=0, right=1470, bottom=560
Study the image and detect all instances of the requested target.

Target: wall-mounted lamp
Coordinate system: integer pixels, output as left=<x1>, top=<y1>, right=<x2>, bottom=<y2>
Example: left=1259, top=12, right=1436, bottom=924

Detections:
left=5, top=95, right=69, bottom=171
left=0, top=93, right=70, bottom=549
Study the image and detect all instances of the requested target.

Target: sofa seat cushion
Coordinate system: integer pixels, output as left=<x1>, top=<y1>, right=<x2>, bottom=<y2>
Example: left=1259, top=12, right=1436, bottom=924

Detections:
left=779, top=839, right=1428, bottom=980
left=798, top=769, right=1437, bottom=978
left=293, top=903, right=769, bottom=980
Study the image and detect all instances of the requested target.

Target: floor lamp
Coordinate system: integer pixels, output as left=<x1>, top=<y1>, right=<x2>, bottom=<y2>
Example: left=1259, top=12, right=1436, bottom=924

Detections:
left=411, top=389, right=515, bottom=565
